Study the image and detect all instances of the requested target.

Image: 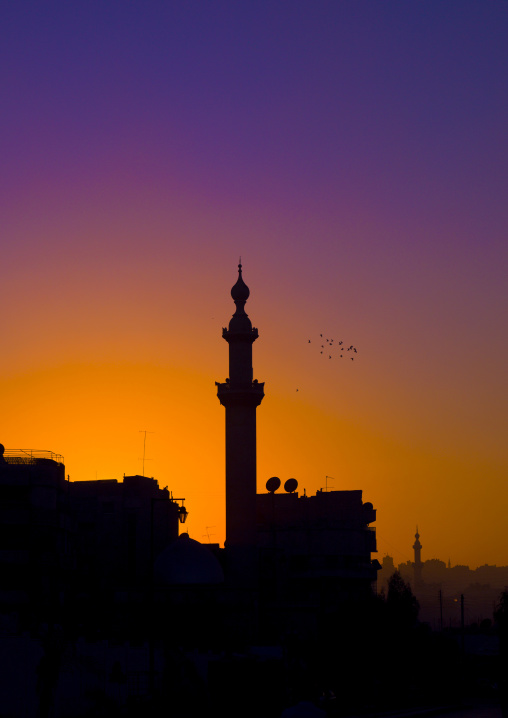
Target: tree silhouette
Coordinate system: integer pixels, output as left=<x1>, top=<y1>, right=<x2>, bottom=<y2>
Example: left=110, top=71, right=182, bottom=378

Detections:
left=495, top=588, right=508, bottom=717
left=386, top=570, right=419, bottom=629
left=495, top=588, right=508, bottom=629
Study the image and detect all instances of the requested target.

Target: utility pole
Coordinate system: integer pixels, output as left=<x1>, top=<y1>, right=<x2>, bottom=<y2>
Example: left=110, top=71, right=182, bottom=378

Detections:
left=461, top=593, right=465, bottom=653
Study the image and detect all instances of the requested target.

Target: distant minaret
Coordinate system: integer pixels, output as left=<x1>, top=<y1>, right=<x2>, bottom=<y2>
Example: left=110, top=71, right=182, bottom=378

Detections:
left=216, top=263, right=264, bottom=547
left=413, top=526, right=423, bottom=585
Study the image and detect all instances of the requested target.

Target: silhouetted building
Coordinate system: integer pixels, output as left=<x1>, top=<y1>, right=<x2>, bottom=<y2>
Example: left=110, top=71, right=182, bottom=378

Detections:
left=68, top=474, right=186, bottom=594
left=0, top=443, right=188, bottom=618
left=257, top=486, right=378, bottom=634
left=154, top=533, right=224, bottom=586
left=0, top=445, right=72, bottom=613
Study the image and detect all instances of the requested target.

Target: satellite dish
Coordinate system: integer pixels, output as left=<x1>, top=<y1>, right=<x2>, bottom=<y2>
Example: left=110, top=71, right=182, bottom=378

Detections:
left=266, top=476, right=281, bottom=493
left=284, top=478, right=298, bottom=493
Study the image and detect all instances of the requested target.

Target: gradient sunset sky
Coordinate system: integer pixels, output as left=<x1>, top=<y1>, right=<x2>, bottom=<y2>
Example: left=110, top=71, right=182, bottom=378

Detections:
left=1, top=1, right=507, bottom=567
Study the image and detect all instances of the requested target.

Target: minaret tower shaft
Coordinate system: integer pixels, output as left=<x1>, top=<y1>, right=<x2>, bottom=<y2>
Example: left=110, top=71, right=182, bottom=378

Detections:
left=216, top=264, right=264, bottom=547
left=413, top=526, right=423, bottom=585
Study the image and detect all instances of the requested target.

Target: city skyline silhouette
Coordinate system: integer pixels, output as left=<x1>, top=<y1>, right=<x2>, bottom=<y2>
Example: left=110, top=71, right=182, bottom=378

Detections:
left=2, top=3, right=508, bottom=715
left=1, top=261, right=506, bottom=718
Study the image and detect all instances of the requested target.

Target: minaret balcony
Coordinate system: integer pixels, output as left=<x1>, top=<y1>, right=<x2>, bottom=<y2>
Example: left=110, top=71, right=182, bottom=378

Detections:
left=216, top=381, right=265, bottom=407
left=222, top=327, right=259, bottom=342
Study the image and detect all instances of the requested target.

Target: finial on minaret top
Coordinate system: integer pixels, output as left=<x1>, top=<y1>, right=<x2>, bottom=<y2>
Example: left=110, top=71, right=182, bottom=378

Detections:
left=415, top=525, right=420, bottom=539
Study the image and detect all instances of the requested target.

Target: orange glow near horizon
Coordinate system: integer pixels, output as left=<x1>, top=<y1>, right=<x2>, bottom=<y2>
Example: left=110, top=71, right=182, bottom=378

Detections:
left=2, top=322, right=507, bottom=569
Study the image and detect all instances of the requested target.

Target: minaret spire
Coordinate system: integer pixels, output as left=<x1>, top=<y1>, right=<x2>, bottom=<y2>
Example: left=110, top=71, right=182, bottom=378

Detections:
left=216, top=264, right=264, bottom=547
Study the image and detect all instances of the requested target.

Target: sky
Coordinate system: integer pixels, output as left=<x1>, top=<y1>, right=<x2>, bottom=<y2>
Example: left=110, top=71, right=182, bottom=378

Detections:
left=1, top=1, right=507, bottom=568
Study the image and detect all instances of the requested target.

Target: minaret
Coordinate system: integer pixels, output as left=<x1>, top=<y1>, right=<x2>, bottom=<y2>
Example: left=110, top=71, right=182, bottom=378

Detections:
left=413, top=526, right=423, bottom=585
left=216, top=263, right=264, bottom=547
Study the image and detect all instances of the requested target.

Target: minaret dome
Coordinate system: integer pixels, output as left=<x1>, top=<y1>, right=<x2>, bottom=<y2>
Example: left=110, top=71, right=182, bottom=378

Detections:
left=231, top=262, right=250, bottom=303
left=228, top=262, right=253, bottom=333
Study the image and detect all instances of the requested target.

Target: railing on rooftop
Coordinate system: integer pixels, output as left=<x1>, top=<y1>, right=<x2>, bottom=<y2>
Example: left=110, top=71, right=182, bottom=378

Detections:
left=2, top=449, right=64, bottom=465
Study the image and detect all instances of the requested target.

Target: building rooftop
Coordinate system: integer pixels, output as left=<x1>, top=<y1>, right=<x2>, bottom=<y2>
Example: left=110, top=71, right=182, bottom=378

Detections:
left=0, top=444, right=64, bottom=465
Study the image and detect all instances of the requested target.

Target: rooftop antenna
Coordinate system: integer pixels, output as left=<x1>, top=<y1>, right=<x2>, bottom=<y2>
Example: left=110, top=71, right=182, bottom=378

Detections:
left=139, top=430, right=154, bottom=477
left=203, top=526, right=216, bottom=542
left=325, top=475, right=335, bottom=492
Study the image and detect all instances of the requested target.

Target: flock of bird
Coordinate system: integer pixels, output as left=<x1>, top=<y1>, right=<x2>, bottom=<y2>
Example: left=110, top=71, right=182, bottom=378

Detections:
left=308, top=334, right=358, bottom=361
left=294, top=333, right=359, bottom=391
